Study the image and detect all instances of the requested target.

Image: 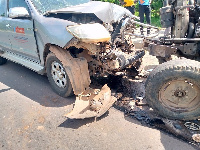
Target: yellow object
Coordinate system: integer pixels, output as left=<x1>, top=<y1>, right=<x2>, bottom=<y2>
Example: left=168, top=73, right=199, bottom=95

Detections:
left=124, top=0, right=134, bottom=6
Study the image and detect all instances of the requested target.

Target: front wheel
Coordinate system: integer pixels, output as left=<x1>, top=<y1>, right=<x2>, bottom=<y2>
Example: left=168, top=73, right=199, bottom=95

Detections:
left=145, top=59, right=200, bottom=120
left=46, top=53, right=73, bottom=97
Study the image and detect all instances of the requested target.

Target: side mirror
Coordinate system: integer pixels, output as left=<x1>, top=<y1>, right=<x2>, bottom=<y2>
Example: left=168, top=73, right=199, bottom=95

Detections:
left=9, top=7, right=30, bottom=18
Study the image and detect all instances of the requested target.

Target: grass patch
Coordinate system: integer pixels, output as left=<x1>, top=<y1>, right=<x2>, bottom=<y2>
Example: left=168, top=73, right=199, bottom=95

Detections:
left=134, top=12, right=161, bottom=28
left=151, top=16, right=161, bottom=27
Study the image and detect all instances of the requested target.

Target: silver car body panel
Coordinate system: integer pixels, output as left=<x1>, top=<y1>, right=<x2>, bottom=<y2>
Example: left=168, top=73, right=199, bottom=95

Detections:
left=46, top=1, right=133, bottom=24
left=0, top=0, right=133, bottom=73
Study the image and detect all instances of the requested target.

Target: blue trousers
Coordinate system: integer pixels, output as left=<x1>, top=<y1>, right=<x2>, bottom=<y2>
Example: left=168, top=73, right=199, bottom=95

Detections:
left=139, top=4, right=151, bottom=34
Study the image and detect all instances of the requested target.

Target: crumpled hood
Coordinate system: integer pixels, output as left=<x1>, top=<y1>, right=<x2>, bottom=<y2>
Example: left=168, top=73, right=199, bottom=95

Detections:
left=47, top=1, right=133, bottom=24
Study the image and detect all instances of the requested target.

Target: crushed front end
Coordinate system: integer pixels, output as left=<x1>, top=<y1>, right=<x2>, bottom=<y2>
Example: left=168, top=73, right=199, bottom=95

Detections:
left=48, top=1, right=147, bottom=119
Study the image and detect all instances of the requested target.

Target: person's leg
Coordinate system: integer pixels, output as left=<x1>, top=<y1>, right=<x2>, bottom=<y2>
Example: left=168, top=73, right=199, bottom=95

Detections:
left=145, top=5, right=151, bottom=35
left=139, top=5, right=144, bottom=35
left=132, top=5, right=135, bottom=15
left=125, top=6, right=135, bottom=15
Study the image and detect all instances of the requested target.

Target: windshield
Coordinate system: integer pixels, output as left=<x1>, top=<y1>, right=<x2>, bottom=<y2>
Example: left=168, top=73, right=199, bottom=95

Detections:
left=31, top=0, right=90, bottom=14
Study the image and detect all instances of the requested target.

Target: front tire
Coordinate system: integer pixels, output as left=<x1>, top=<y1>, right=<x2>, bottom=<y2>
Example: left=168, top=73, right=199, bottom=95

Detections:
left=0, top=57, right=7, bottom=65
left=145, top=59, right=200, bottom=120
left=46, top=53, right=73, bottom=97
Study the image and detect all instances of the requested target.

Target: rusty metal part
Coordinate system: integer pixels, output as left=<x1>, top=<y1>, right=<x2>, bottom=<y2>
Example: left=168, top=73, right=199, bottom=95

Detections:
left=49, top=45, right=90, bottom=95
left=175, top=5, right=194, bottom=11
left=76, top=50, right=94, bottom=62
left=105, top=50, right=145, bottom=70
left=123, top=19, right=160, bottom=38
left=65, top=84, right=116, bottom=119
left=117, top=50, right=145, bottom=69
left=148, top=43, right=177, bottom=58
left=183, top=43, right=197, bottom=55
left=119, top=17, right=159, bottom=39
left=159, top=78, right=200, bottom=113
left=160, top=5, right=174, bottom=28
left=184, top=122, right=200, bottom=131
left=174, top=0, right=189, bottom=38
left=164, top=38, right=200, bottom=42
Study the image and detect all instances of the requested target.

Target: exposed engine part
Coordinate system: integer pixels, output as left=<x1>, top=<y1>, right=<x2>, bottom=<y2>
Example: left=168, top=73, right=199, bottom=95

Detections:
left=121, top=18, right=160, bottom=38
left=195, top=20, right=200, bottom=37
left=148, top=43, right=177, bottom=58
left=145, top=0, right=200, bottom=60
left=160, top=5, right=174, bottom=28
left=64, top=15, right=150, bottom=78
left=109, top=50, right=145, bottom=70
left=61, top=12, right=157, bottom=119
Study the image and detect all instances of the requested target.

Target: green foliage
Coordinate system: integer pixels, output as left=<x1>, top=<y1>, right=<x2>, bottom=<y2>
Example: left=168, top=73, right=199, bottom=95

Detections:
left=151, top=16, right=161, bottom=27
left=151, top=0, right=163, bottom=18
left=95, top=0, right=163, bottom=27
left=97, top=0, right=120, bottom=5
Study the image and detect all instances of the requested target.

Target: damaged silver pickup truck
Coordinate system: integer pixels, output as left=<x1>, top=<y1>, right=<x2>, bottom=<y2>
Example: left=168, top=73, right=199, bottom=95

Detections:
left=0, top=0, right=144, bottom=119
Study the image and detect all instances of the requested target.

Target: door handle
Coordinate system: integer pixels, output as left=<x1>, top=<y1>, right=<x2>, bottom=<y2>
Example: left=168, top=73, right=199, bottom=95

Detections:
left=6, top=24, right=11, bottom=28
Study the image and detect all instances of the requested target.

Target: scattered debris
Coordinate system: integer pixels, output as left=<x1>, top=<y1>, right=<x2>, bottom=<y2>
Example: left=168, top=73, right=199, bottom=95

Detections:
left=185, top=122, right=200, bottom=131
left=112, top=60, right=200, bottom=148
left=65, top=84, right=116, bottom=119
left=192, top=134, right=200, bottom=143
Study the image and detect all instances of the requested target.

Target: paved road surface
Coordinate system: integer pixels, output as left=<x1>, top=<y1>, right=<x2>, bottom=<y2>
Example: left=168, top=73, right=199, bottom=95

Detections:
left=0, top=61, right=196, bottom=150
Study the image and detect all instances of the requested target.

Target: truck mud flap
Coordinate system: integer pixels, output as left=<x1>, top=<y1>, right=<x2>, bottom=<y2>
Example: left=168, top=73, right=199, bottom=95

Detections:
left=65, top=84, right=116, bottom=119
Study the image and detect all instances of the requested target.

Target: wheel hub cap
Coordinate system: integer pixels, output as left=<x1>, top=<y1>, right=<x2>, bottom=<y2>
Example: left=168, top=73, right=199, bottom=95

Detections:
left=51, top=61, right=67, bottom=88
left=159, top=79, right=200, bottom=112
left=174, top=90, right=186, bottom=98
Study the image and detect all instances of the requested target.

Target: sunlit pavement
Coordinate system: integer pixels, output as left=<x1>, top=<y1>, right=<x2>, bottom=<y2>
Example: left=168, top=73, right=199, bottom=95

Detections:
left=0, top=61, right=196, bottom=150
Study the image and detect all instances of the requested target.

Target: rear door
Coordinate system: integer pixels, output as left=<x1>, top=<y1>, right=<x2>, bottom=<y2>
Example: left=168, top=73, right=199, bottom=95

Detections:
left=0, top=0, right=11, bottom=51
left=6, top=0, right=39, bottom=59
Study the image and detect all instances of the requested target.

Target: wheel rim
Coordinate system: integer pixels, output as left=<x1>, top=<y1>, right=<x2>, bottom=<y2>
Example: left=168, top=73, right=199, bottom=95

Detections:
left=159, top=78, right=200, bottom=112
left=51, top=61, right=67, bottom=88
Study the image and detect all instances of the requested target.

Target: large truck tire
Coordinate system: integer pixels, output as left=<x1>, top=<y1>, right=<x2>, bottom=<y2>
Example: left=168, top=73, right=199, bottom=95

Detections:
left=145, top=59, right=200, bottom=120
left=46, top=53, right=73, bottom=97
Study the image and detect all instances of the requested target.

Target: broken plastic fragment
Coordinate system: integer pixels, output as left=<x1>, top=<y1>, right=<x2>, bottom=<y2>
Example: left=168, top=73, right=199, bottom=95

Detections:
left=66, top=23, right=111, bottom=43
left=192, top=134, right=200, bottom=142
left=64, top=84, right=116, bottom=119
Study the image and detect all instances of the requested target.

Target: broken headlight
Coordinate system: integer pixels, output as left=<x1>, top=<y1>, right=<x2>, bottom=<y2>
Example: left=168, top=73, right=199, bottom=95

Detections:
left=66, top=23, right=111, bottom=43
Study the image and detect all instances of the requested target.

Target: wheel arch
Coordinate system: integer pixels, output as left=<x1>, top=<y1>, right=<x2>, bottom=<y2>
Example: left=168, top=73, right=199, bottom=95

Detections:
left=47, top=45, right=91, bottom=95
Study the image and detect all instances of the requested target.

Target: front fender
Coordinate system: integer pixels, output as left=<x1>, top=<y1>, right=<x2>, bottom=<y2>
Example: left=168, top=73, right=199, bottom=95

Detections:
left=49, top=45, right=91, bottom=95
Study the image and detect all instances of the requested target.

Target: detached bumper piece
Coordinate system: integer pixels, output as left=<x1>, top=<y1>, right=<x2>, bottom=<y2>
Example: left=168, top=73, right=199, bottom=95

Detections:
left=65, top=84, right=116, bottom=119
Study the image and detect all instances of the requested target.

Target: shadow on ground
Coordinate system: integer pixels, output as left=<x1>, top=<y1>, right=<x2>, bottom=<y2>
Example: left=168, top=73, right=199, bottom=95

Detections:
left=59, top=111, right=109, bottom=129
left=0, top=61, right=74, bottom=107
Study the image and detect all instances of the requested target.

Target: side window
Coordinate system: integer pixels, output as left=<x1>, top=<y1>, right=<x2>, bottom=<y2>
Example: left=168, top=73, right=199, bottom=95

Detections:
left=0, top=0, right=6, bottom=17
left=9, top=0, right=29, bottom=10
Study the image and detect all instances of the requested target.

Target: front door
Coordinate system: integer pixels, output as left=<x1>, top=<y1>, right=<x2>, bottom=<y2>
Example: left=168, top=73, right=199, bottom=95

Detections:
left=6, top=0, right=39, bottom=59
left=0, top=0, right=11, bottom=51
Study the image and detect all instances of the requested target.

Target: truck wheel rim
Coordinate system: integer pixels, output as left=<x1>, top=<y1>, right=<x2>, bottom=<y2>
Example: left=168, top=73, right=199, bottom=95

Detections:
left=51, top=61, right=67, bottom=88
left=159, top=78, right=200, bottom=112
